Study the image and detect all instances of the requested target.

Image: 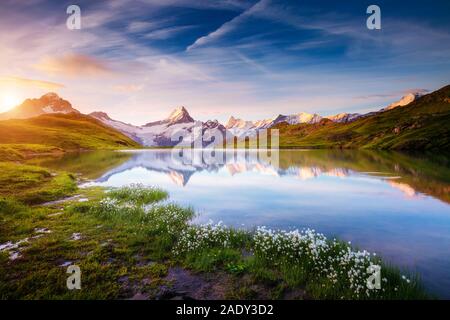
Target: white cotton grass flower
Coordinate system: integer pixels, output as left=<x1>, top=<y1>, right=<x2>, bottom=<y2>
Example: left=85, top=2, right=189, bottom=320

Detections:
left=173, top=220, right=241, bottom=254
left=251, top=226, right=382, bottom=298
left=173, top=222, right=403, bottom=299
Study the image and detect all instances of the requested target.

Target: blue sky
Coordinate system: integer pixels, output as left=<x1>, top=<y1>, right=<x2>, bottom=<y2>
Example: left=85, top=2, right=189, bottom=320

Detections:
left=0, top=0, right=449, bottom=124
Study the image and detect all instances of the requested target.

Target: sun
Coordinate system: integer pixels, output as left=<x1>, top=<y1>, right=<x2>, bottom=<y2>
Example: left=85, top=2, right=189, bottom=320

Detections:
left=0, top=93, right=22, bottom=113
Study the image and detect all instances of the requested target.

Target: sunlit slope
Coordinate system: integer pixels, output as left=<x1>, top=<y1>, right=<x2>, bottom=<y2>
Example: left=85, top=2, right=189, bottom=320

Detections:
left=0, top=113, right=141, bottom=151
left=277, top=85, right=450, bottom=150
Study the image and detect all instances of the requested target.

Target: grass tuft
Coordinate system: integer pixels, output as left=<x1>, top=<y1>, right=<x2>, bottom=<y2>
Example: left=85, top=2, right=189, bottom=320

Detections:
left=107, top=184, right=168, bottom=206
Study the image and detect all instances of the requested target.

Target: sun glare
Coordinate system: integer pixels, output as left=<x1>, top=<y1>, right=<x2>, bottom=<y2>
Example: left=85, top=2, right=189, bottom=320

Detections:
left=0, top=93, right=21, bottom=113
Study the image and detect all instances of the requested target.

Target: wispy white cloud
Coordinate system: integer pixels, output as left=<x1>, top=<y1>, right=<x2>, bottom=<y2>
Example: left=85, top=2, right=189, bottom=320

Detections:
left=0, top=76, right=65, bottom=91
left=35, top=54, right=114, bottom=77
left=355, top=88, right=429, bottom=100
left=128, top=19, right=174, bottom=33
left=186, top=0, right=270, bottom=51
left=143, top=25, right=197, bottom=40
left=234, top=52, right=271, bottom=74
left=140, top=0, right=249, bottom=11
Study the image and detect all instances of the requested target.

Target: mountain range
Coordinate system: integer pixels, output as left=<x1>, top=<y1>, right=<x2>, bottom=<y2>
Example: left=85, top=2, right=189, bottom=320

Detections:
left=276, top=85, right=450, bottom=150
left=0, top=85, right=448, bottom=150
left=89, top=106, right=227, bottom=147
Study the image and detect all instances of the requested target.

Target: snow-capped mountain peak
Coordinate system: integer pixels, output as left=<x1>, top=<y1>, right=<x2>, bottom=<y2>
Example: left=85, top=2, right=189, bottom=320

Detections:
left=285, top=112, right=322, bottom=125
left=383, top=92, right=422, bottom=111
left=261, top=112, right=322, bottom=127
left=225, top=112, right=323, bottom=138
left=326, top=112, right=362, bottom=123
left=39, top=92, right=77, bottom=113
left=92, top=107, right=228, bottom=147
left=143, top=106, right=194, bottom=127
left=225, top=116, right=254, bottom=129
left=0, top=92, right=79, bottom=120
left=167, top=106, right=194, bottom=124
left=326, top=91, right=426, bottom=123
left=41, top=92, right=60, bottom=100
left=225, top=116, right=239, bottom=128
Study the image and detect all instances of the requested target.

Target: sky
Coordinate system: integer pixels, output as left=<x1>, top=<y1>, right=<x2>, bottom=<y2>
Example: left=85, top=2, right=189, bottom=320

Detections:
left=0, top=0, right=449, bottom=125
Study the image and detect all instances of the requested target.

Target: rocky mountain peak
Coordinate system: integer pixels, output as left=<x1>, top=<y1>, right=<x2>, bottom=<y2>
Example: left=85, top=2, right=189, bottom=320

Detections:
left=225, top=116, right=237, bottom=128
left=225, top=116, right=251, bottom=129
left=37, top=92, right=77, bottom=113
left=167, top=106, right=194, bottom=124
left=0, top=92, right=79, bottom=120
left=143, top=106, right=195, bottom=127
left=41, top=92, right=61, bottom=100
left=89, top=111, right=111, bottom=120
left=326, top=112, right=362, bottom=123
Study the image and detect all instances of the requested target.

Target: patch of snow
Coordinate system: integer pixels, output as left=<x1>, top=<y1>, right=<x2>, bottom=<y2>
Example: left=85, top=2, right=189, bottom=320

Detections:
left=42, top=105, right=71, bottom=114
left=59, top=261, right=73, bottom=267
left=34, top=228, right=52, bottom=234
left=284, top=112, right=322, bottom=125
left=70, top=233, right=82, bottom=241
left=0, top=238, right=28, bottom=251
left=0, top=238, right=29, bottom=261
left=42, top=106, right=54, bottom=113
left=10, top=252, right=21, bottom=260
left=48, top=212, right=63, bottom=217
left=41, top=195, right=82, bottom=206
left=326, top=113, right=362, bottom=123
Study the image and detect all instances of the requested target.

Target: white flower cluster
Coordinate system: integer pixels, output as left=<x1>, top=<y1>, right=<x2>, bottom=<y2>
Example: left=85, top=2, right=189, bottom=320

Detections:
left=253, top=226, right=381, bottom=298
left=174, top=221, right=235, bottom=254
left=253, top=227, right=329, bottom=264
left=144, top=203, right=192, bottom=236
left=174, top=223, right=399, bottom=298
left=402, top=275, right=411, bottom=284
left=95, top=197, right=122, bottom=217
left=99, top=197, right=119, bottom=207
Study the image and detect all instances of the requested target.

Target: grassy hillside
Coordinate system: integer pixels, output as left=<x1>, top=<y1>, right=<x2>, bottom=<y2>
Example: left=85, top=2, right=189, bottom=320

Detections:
left=0, top=144, right=64, bottom=161
left=0, top=114, right=140, bottom=204
left=277, top=85, right=450, bottom=150
left=0, top=113, right=140, bottom=153
left=0, top=162, right=77, bottom=204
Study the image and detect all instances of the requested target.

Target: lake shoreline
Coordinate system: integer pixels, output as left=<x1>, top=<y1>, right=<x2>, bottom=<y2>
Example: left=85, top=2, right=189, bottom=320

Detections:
left=1, top=149, right=449, bottom=299
left=0, top=179, right=431, bottom=299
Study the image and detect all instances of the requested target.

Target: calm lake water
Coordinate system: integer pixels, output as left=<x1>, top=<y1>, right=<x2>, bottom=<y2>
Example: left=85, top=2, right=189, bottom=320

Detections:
left=34, top=149, right=450, bottom=298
